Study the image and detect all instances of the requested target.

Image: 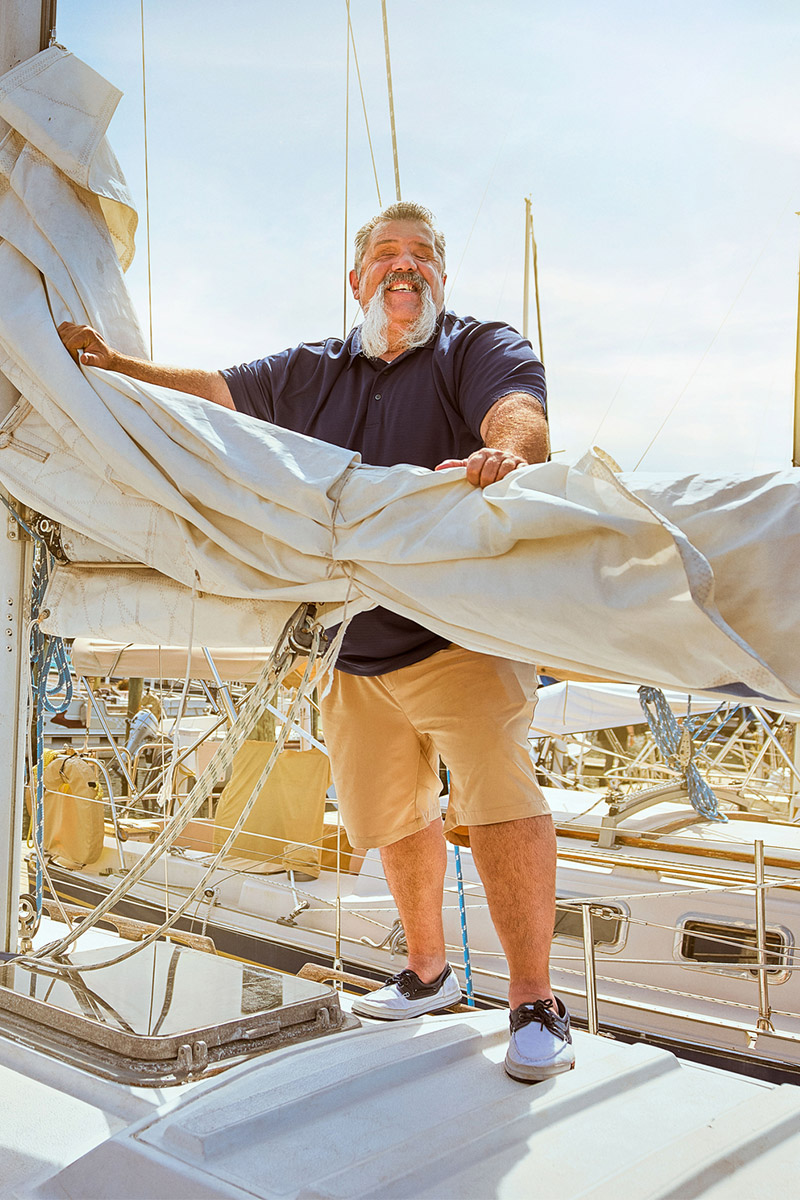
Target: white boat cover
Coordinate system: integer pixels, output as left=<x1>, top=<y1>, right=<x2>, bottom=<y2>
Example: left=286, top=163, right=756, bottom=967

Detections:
left=69, top=638, right=275, bottom=684
left=530, top=681, right=724, bottom=737
left=2, top=49, right=800, bottom=701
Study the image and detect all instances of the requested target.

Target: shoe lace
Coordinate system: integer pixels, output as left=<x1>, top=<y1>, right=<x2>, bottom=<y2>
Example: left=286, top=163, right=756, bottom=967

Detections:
left=387, top=969, right=419, bottom=998
left=512, top=998, right=558, bottom=1033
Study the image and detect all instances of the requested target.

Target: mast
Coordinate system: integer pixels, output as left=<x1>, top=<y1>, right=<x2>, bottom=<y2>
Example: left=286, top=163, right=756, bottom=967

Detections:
left=793, top=214, right=800, bottom=468
left=0, top=0, right=55, bottom=954
left=522, top=196, right=544, bottom=365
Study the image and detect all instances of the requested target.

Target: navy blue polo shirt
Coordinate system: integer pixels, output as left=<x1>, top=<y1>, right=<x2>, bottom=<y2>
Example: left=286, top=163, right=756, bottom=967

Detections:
left=222, top=310, right=546, bottom=675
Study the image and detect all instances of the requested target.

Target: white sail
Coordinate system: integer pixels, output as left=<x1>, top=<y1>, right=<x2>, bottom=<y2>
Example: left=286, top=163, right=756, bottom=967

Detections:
left=1, top=48, right=799, bottom=701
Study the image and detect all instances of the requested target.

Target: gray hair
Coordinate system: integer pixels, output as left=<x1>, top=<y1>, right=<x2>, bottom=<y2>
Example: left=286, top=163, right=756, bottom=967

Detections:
left=353, top=201, right=446, bottom=276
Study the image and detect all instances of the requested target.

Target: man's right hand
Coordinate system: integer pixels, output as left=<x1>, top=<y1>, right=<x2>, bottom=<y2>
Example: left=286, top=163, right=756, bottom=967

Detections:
left=56, top=322, right=237, bottom=409
left=58, top=322, right=117, bottom=369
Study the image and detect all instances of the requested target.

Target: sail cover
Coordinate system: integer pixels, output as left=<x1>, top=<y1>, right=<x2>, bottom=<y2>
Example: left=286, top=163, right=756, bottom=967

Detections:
left=1, top=48, right=800, bottom=702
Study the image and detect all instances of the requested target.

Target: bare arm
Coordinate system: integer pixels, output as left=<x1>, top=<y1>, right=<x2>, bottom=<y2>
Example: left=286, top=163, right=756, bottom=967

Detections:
left=57, top=322, right=235, bottom=410
left=435, top=391, right=549, bottom=487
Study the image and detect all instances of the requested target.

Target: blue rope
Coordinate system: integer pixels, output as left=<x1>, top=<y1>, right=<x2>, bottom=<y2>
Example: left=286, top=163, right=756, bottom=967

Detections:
left=446, top=766, right=475, bottom=1005
left=638, top=686, right=726, bottom=823
left=2, top=496, right=73, bottom=916
left=452, top=845, right=475, bottom=1006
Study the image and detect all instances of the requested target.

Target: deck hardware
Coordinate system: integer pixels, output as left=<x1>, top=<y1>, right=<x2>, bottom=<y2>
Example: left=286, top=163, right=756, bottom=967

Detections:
left=175, top=1042, right=209, bottom=1076
left=176, top=1044, right=193, bottom=1076
left=754, top=839, right=775, bottom=1031
left=581, top=903, right=600, bottom=1035
left=360, top=917, right=408, bottom=956
left=277, top=898, right=310, bottom=927
left=287, top=602, right=328, bottom=655
left=30, top=513, right=69, bottom=564
left=200, top=887, right=219, bottom=938
left=18, top=893, right=41, bottom=953
left=192, top=1040, right=209, bottom=1072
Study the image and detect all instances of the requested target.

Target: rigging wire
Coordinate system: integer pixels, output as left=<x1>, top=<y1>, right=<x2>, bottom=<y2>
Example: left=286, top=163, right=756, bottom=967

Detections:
left=343, top=3, right=351, bottom=339
left=381, top=0, right=401, bottom=201
left=343, top=1, right=389, bottom=336
left=635, top=198, right=793, bottom=469
left=139, top=0, right=154, bottom=360
left=345, top=4, right=383, bottom=207
left=590, top=283, right=671, bottom=448
left=446, top=135, right=508, bottom=306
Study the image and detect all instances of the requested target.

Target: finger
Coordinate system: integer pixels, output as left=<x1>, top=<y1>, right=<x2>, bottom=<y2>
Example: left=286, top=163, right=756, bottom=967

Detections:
left=434, top=459, right=466, bottom=471
left=476, top=454, right=521, bottom=487
left=58, top=329, right=88, bottom=356
left=465, top=453, right=488, bottom=486
left=495, top=457, right=520, bottom=481
left=58, top=323, right=87, bottom=346
left=478, top=458, right=502, bottom=487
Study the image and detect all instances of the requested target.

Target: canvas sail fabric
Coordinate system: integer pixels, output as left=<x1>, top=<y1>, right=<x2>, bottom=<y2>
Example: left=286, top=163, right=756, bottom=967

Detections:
left=1, top=50, right=800, bottom=702
left=25, top=750, right=104, bottom=869
left=213, top=742, right=331, bottom=876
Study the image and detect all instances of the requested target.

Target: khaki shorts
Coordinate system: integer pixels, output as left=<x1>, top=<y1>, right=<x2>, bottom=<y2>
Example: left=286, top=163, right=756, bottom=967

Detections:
left=319, top=644, right=550, bottom=849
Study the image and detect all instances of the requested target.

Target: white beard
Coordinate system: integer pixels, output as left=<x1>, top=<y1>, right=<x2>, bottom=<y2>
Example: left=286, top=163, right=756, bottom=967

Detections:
left=359, top=274, right=439, bottom=358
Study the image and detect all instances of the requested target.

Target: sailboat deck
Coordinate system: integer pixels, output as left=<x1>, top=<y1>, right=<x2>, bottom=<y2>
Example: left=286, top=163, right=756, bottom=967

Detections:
left=3, top=994, right=800, bottom=1199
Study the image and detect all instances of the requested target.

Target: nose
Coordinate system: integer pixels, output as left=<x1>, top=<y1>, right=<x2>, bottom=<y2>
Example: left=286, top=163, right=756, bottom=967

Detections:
left=390, top=248, right=418, bottom=271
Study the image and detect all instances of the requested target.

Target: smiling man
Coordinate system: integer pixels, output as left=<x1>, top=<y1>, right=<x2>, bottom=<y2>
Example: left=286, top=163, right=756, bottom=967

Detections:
left=58, top=201, right=573, bottom=1082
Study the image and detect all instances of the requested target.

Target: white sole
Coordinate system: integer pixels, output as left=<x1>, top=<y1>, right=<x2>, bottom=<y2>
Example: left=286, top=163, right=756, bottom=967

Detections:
left=352, top=987, right=463, bottom=1021
left=504, top=1054, right=576, bottom=1082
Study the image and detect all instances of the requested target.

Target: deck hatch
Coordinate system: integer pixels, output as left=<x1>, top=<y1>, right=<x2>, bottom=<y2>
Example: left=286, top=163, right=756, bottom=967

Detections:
left=0, top=940, right=352, bottom=1084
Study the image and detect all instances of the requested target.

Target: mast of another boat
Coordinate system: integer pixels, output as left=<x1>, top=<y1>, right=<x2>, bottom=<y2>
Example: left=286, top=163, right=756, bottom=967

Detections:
left=522, top=195, right=544, bottom=366
left=793, top=214, right=800, bottom=469
left=0, top=0, right=57, bottom=954
left=790, top=218, right=800, bottom=817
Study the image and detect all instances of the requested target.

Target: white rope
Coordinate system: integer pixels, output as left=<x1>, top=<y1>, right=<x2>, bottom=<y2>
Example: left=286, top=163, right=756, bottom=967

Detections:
left=22, top=607, right=326, bottom=967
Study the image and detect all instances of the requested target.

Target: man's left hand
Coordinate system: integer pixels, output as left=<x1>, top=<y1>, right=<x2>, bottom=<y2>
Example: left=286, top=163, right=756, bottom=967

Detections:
left=435, top=447, right=527, bottom=488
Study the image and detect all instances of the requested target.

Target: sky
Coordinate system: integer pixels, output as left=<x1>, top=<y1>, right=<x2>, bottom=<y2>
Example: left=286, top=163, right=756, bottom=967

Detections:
left=53, top=0, right=800, bottom=475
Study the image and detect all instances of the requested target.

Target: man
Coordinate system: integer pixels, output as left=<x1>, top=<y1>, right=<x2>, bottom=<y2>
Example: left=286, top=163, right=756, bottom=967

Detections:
left=58, top=201, right=574, bottom=1082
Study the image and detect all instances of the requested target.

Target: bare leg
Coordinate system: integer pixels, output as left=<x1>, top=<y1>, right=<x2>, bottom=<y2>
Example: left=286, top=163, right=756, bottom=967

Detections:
left=469, top=814, right=556, bottom=1010
left=380, top=818, right=448, bottom=983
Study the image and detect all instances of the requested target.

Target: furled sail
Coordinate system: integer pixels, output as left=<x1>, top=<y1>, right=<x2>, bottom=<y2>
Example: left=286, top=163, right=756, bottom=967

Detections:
left=1, top=48, right=799, bottom=701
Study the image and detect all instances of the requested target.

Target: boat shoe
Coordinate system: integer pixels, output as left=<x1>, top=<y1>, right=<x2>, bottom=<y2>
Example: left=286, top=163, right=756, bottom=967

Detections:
left=504, top=997, right=575, bottom=1081
left=352, top=964, right=462, bottom=1020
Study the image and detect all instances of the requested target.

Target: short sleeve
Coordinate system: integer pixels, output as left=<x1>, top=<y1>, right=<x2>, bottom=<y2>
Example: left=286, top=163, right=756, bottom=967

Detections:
left=221, top=348, right=294, bottom=422
left=452, top=320, right=546, bottom=439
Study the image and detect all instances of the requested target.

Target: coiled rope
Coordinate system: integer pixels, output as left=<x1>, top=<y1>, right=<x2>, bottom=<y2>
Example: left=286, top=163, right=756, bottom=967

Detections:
left=1, top=496, right=73, bottom=917
left=638, top=685, right=726, bottom=822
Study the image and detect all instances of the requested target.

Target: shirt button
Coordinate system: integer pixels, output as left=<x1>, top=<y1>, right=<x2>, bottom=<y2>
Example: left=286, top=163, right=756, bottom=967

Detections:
left=374, top=393, right=381, bottom=401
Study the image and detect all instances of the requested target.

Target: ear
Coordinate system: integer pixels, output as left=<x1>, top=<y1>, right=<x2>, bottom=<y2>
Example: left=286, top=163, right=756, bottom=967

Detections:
left=349, top=269, right=360, bottom=301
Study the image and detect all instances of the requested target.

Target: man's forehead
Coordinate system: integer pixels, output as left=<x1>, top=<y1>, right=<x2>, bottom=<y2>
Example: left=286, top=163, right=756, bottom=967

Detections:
left=367, top=220, right=437, bottom=252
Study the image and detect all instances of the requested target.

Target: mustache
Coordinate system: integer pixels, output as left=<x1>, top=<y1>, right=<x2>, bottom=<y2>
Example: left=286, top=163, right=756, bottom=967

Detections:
left=379, top=270, right=429, bottom=295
